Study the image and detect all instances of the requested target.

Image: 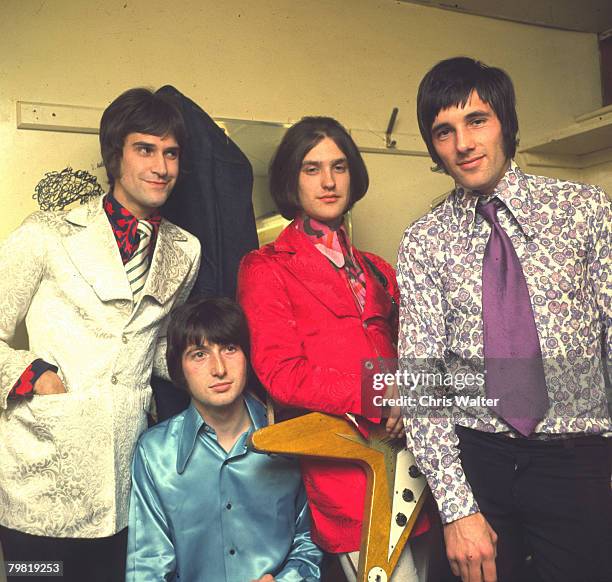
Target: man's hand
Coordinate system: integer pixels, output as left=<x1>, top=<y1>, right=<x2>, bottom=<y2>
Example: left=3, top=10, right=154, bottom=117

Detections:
left=250, top=575, right=275, bottom=582
left=382, top=383, right=404, bottom=438
left=34, top=371, right=67, bottom=395
left=444, top=512, right=498, bottom=582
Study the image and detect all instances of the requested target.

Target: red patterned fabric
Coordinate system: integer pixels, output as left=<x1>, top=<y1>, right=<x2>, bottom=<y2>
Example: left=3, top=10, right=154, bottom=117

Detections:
left=238, top=223, right=429, bottom=552
left=10, top=365, right=34, bottom=397
left=8, top=359, right=57, bottom=399
left=103, top=194, right=161, bottom=264
left=294, top=215, right=367, bottom=311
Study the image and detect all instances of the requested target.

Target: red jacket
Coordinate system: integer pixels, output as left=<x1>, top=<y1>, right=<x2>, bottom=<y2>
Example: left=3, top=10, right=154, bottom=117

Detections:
left=238, top=224, right=427, bottom=552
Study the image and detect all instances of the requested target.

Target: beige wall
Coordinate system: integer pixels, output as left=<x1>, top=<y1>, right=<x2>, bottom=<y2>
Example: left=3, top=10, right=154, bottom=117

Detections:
left=583, top=161, right=612, bottom=194
left=0, top=0, right=605, bottom=262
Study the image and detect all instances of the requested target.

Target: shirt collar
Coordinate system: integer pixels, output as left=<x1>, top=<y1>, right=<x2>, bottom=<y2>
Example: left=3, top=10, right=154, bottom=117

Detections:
left=176, top=392, right=267, bottom=474
left=103, top=193, right=162, bottom=263
left=294, top=214, right=351, bottom=269
left=452, top=160, right=538, bottom=249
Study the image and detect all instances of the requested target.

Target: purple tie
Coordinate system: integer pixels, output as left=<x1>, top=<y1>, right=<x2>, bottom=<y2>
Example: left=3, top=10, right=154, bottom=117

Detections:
left=478, top=199, right=549, bottom=436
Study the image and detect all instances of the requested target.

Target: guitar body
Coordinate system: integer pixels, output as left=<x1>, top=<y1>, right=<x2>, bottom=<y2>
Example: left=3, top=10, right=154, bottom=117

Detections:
left=250, top=412, right=429, bottom=582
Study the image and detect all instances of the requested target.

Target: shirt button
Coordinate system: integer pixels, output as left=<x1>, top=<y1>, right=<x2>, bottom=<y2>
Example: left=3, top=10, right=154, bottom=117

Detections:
left=226, top=503, right=232, bottom=510
left=111, top=375, right=118, bottom=385
left=229, top=549, right=235, bottom=556
left=364, top=360, right=374, bottom=370
left=122, top=334, right=128, bottom=344
left=363, top=322, right=369, bottom=329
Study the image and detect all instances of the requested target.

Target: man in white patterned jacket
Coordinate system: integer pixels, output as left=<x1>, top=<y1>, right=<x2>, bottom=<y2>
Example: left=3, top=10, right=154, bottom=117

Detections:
left=397, top=57, right=611, bottom=582
left=0, top=88, right=200, bottom=581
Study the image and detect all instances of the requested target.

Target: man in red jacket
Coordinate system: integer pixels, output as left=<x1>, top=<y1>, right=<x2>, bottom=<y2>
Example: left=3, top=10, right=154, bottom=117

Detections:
left=239, top=117, right=430, bottom=582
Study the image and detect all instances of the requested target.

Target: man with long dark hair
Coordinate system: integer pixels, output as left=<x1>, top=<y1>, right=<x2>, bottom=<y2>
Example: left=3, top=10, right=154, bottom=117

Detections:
left=239, top=116, right=431, bottom=582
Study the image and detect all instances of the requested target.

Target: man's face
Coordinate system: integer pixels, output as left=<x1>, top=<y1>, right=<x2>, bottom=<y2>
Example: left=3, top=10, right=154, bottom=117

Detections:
left=182, top=340, right=247, bottom=416
left=431, top=91, right=510, bottom=196
left=112, top=132, right=179, bottom=218
left=297, top=137, right=351, bottom=223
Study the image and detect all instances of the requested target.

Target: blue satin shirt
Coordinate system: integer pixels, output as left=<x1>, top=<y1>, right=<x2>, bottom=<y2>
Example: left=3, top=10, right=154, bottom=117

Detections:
left=126, top=393, right=322, bottom=581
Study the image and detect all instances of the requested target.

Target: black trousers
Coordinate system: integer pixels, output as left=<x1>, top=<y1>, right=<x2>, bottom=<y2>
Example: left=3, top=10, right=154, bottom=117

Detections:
left=0, top=526, right=127, bottom=582
left=456, top=426, right=612, bottom=582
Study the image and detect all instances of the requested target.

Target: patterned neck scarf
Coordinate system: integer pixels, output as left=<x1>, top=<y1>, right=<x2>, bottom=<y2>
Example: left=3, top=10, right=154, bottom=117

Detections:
left=295, top=214, right=367, bottom=311
left=103, top=194, right=161, bottom=264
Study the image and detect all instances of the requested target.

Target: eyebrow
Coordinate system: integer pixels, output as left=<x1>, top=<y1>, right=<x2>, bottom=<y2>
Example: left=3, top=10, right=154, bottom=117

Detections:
left=131, top=141, right=180, bottom=152
left=184, top=343, right=209, bottom=354
left=131, top=140, right=156, bottom=148
left=465, top=110, right=491, bottom=120
left=431, top=121, right=450, bottom=134
left=431, top=109, right=492, bottom=134
left=301, top=156, right=347, bottom=167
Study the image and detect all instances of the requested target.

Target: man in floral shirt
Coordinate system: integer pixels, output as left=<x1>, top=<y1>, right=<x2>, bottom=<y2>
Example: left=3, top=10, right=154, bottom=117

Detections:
left=397, top=57, right=610, bottom=582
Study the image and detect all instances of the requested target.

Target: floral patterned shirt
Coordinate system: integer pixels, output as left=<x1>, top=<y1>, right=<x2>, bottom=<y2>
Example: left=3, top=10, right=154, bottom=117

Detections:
left=396, top=161, right=611, bottom=524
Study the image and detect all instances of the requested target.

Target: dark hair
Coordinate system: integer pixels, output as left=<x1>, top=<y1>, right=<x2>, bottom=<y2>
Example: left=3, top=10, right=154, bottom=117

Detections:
left=166, top=297, right=250, bottom=390
left=417, top=57, right=519, bottom=170
left=269, top=116, right=369, bottom=220
left=99, top=87, right=186, bottom=186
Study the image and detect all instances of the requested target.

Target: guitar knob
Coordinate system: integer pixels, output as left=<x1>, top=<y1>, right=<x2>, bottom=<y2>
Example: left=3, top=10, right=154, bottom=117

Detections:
left=409, top=465, right=422, bottom=478
left=367, top=567, right=388, bottom=582
left=395, top=512, right=407, bottom=527
left=402, top=488, right=414, bottom=502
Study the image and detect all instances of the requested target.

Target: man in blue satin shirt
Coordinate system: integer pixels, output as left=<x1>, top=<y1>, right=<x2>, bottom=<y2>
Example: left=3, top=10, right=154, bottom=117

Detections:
left=126, top=297, right=322, bottom=582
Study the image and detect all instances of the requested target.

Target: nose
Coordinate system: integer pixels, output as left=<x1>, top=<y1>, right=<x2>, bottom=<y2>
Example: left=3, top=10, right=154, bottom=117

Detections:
left=210, top=351, right=227, bottom=377
left=321, top=166, right=335, bottom=190
left=455, top=127, right=475, bottom=153
left=151, top=152, right=168, bottom=177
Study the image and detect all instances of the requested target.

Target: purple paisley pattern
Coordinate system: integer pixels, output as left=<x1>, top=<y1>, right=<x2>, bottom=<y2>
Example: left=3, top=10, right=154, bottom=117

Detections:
left=397, top=161, right=611, bottom=524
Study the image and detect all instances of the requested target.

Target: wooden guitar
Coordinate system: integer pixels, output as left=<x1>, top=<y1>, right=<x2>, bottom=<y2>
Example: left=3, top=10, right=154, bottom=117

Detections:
left=250, top=411, right=429, bottom=582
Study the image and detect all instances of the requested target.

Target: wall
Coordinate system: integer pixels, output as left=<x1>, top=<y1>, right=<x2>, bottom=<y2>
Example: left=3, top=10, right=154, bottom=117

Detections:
left=0, top=0, right=605, bottom=263
left=583, top=161, right=612, bottom=193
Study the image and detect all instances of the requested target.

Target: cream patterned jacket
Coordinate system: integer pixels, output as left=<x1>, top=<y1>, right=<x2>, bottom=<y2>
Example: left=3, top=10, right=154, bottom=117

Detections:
left=0, top=196, right=200, bottom=538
